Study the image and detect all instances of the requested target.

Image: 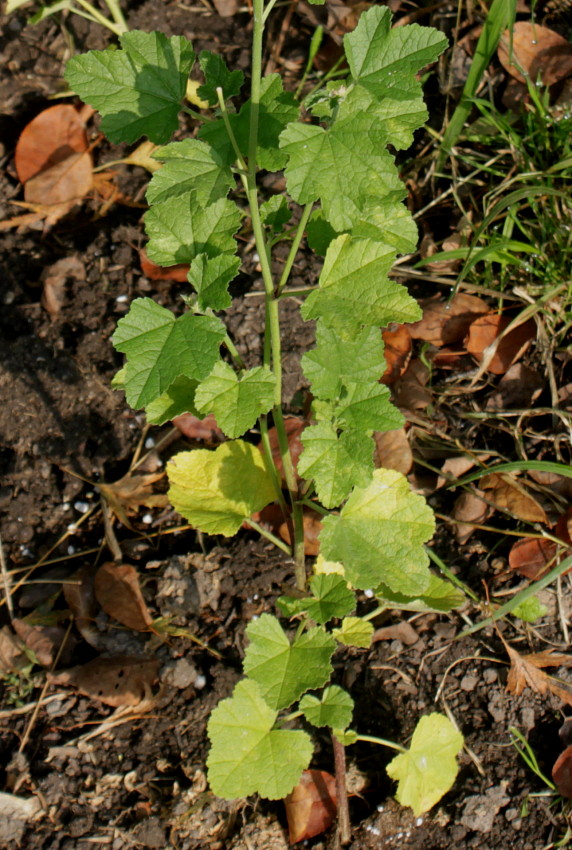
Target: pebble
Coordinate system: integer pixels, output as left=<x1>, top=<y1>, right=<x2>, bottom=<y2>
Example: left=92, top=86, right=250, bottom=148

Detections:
left=74, top=501, right=90, bottom=514
left=483, top=667, right=498, bottom=684
left=460, top=674, right=478, bottom=691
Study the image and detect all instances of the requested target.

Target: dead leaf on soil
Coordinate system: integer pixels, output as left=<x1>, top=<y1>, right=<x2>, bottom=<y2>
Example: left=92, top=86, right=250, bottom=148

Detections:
left=0, top=792, right=42, bottom=845
left=380, top=324, right=412, bottom=385
left=41, top=255, right=86, bottom=318
left=373, top=427, right=413, bottom=475
left=553, top=745, right=572, bottom=799
left=48, top=655, right=159, bottom=707
left=506, top=645, right=572, bottom=706
left=15, top=104, right=89, bottom=184
left=372, top=621, right=419, bottom=645
left=480, top=472, right=547, bottom=524
left=98, top=469, right=168, bottom=529
left=451, top=488, right=492, bottom=543
left=139, top=249, right=190, bottom=282
left=485, top=363, right=544, bottom=410
left=279, top=508, right=322, bottom=556
left=409, top=293, right=489, bottom=347
left=212, top=0, right=239, bottom=16
left=284, top=769, right=338, bottom=844
left=94, top=563, right=154, bottom=632
left=436, top=454, right=490, bottom=489
left=466, top=312, right=536, bottom=376
left=63, top=564, right=100, bottom=648
left=498, top=22, right=572, bottom=86
left=508, top=536, right=559, bottom=580
left=12, top=618, right=76, bottom=668
left=0, top=626, right=28, bottom=675
left=558, top=383, right=572, bottom=411
left=527, top=469, right=572, bottom=500
left=173, top=412, right=225, bottom=443
left=393, top=358, right=432, bottom=412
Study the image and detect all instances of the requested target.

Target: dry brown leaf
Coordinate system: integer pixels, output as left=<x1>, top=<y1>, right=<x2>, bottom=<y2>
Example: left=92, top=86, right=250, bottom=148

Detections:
left=393, top=358, right=432, bottom=411
left=139, top=249, right=190, bottom=282
left=553, top=745, right=572, bottom=799
left=372, top=621, right=419, bottom=645
left=451, top=488, right=492, bottom=543
left=63, top=564, right=100, bottom=648
left=506, top=645, right=572, bottom=706
left=48, top=655, right=159, bottom=707
left=284, top=769, right=337, bottom=844
left=380, top=324, right=412, bottom=385
left=212, top=0, right=239, bottom=16
left=94, top=563, right=154, bottom=632
left=98, top=469, right=168, bottom=529
left=498, top=22, right=572, bottom=86
left=558, top=383, right=572, bottom=411
left=436, top=455, right=490, bottom=489
left=12, top=618, right=76, bottom=668
left=480, top=472, right=547, bottom=523
left=373, top=427, right=413, bottom=475
left=466, top=312, right=536, bottom=375
left=24, top=150, right=93, bottom=207
left=0, top=626, right=28, bottom=675
left=173, top=412, right=225, bottom=443
left=485, top=363, right=544, bottom=410
left=527, top=469, right=572, bottom=500
left=508, top=536, right=558, bottom=580
left=15, top=104, right=89, bottom=184
left=267, top=417, right=307, bottom=483
left=279, top=509, right=322, bottom=556
left=41, top=256, right=85, bottom=318
left=409, top=294, right=488, bottom=347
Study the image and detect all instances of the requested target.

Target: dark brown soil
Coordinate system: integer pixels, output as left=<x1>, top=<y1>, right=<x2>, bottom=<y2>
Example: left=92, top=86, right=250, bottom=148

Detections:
left=1, top=2, right=570, bottom=849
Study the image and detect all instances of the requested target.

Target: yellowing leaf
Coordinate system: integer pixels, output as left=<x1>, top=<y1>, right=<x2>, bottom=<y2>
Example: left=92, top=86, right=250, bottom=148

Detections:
left=167, top=440, right=276, bottom=536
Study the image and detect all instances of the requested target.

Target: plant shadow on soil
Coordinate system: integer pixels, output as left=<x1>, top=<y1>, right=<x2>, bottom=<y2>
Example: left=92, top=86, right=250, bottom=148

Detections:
left=0, top=2, right=570, bottom=848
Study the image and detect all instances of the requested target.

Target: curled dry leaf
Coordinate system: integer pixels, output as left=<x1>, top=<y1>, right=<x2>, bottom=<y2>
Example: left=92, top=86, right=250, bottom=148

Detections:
left=48, top=655, right=159, bottom=707
left=409, top=293, right=488, bottom=347
left=41, top=255, right=86, bottom=319
left=381, top=324, right=412, bottom=385
left=63, top=564, right=100, bottom=648
left=553, top=745, right=572, bottom=799
left=498, top=22, right=572, bottom=86
left=173, top=412, right=225, bottom=443
left=98, top=469, right=168, bottom=529
left=505, top=645, right=572, bottom=707
left=373, top=427, right=413, bottom=475
left=284, top=769, right=338, bottom=844
left=393, top=358, right=432, bottom=412
left=12, top=618, right=76, bottom=668
left=279, top=508, right=322, bottom=556
left=466, top=312, right=536, bottom=375
left=480, top=473, right=547, bottom=524
left=139, top=249, right=190, bottom=282
left=451, top=488, right=492, bottom=544
left=94, top=563, right=154, bottom=632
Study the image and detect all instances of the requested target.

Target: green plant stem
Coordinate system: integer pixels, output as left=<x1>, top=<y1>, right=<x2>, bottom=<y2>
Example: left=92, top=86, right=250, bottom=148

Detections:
left=216, top=89, right=248, bottom=170
left=223, top=333, right=245, bottom=369
left=276, top=203, right=313, bottom=296
left=259, top=414, right=289, bottom=512
left=182, top=106, right=212, bottom=123
left=73, top=0, right=124, bottom=35
left=244, top=518, right=292, bottom=555
left=101, top=0, right=128, bottom=32
left=355, top=734, right=406, bottom=753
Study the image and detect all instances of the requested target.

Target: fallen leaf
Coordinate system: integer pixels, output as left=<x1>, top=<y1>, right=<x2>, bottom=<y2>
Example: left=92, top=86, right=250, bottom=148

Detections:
left=15, top=104, right=89, bottom=184
left=212, top=0, right=239, bottom=16
left=527, top=469, right=572, bottom=500
left=373, top=427, right=413, bottom=475
left=24, top=150, right=93, bottom=207
left=480, top=472, right=547, bottom=523
left=94, top=563, right=154, bottom=632
left=451, top=488, right=492, bottom=543
left=466, top=312, right=536, bottom=375
left=0, top=626, right=28, bottom=675
left=372, top=621, right=419, bottom=645
left=485, top=363, right=544, bottom=410
left=506, top=645, right=572, bottom=706
left=173, top=412, right=225, bottom=443
left=394, top=359, right=432, bottom=411
left=0, top=792, right=42, bottom=845
left=279, top=508, right=323, bottom=556
left=12, top=618, right=76, bottom=668
left=558, top=383, right=572, bottom=411
left=553, top=745, right=572, bottom=799
left=508, top=537, right=558, bottom=580
left=436, top=455, right=489, bottom=489
left=498, top=22, right=572, bottom=86
left=380, top=324, right=412, bottom=385
left=139, top=249, right=190, bottom=282
left=409, top=294, right=488, bottom=347
left=63, top=564, right=100, bottom=648
left=284, top=769, right=338, bottom=843
left=41, top=255, right=85, bottom=318
left=98, top=469, right=168, bottom=530
left=48, top=655, right=159, bottom=707
left=555, top=507, right=572, bottom=545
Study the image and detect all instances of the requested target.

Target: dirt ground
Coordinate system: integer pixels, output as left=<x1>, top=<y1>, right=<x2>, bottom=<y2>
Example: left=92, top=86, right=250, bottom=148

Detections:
left=1, top=1, right=571, bottom=848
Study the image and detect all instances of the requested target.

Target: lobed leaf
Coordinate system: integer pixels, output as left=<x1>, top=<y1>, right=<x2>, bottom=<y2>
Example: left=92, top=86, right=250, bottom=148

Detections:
left=300, top=685, right=354, bottom=730
left=304, top=574, right=356, bottom=624
left=146, top=139, right=234, bottom=207
left=332, top=617, right=374, bottom=648
left=207, top=678, right=313, bottom=800
left=65, top=31, right=194, bottom=145
left=145, top=375, right=200, bottom=425
left=188, top=253, right=241, bottom=311
left=195, top=362, right=276, bottom=439
left=302, top=324, right=386, bottom=400
left=298, top=423, right=374, bottom=509
left=260, top=195, right=292, bottom=232
left=375, top=574, right=465, bottom=614
left=198, top=50, right=244, bottom=105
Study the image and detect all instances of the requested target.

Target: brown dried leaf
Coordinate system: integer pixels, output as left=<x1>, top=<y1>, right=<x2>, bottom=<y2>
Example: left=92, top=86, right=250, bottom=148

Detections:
left=527, top=469, right=572, bottom=500
left=212, top=0, right=239, bottom=16
left=63, top=564, right=100, bottom=648
left=173, top=412, right=225, bottom=443
left=41, top=256, right=85, bottom=319
left=48, top=655, right=159, bottom=707
left=373, top=427, right=413, bottom=475
left=284, top=769, right=338, bottom=844
left=24, top=150, right=93, bottom=207
left=98, top=469, right=168, bottom=529
left=409, top=294, right=488, bottom=347
left=279, top=509, right=322, bottom=557
left=498, top=22, right=572, bottom=86
left=553, top=745, right=572, bottom=799
left=436, top=455, right=490, bottom=489
left=12, top=619, right=76, bottom=668
left=94, top=563, right=153, bottom=632
left=380, top=324, right=412, bottom=385
left=485, top=363, right=544, bottom=410
left=139, top=249, right=190, bottom=282
left=0, top=626, right=28, bottom=675
left=466, top=312, right=536, bottom=375
left=372, top=621, right=419, bottom=645
left=480, top=473, right=547, bottom=523
left=451, top=488, right=492, bottom=543
left=506, top=645, right=572, bottom=706
left=508, top=537, right=558, bottom=580
left=393, top=358, right=432, bottom=412
left=15, top=104, right=89, bottom=184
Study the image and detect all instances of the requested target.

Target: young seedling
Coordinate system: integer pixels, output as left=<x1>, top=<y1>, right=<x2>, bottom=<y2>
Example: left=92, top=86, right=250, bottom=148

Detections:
left=66, top=2, right=464, bottom=832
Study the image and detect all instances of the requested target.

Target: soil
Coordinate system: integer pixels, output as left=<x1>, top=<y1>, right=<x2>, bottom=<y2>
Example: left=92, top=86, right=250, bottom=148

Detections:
left=1, top=2, right=571, bottom=849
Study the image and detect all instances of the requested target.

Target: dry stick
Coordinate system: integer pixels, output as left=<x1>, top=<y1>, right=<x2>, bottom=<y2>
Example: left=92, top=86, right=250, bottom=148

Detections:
left=0, top=532, right=14, bottom=618
left=332, top=733, right=351, bottom=846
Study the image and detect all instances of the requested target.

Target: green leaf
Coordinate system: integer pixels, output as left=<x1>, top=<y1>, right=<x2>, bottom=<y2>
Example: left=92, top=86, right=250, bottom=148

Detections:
left=386, top=713, right=463, bottom=816
left=298, top=422, right=374, bottom=509
left=306, top=210, right=338, bottom=256
left=513, top=595, right=548, bottom=624
left=334, top=728, right=358, bottom=746
left=334, top=382, right=404, bottom=432
left=332, top=617, right=374, bottom=648
left=351, top=197, right=418, bottom=252
left=300, top=685, right=354, bottom=729
left=304, top=574, right=355, bottom=624
left=302, top=324, right=386, bottom=400
left=243, top=614, right=336, bottom=710
left=167, top=440, right=276, bottom=536
left=260, top=195, right=291, bottom=232
left=280, top=115, right=403, bottom=232
left=147, top=139, right=234, bottom=207
left=207, top=678, right=313, bottom=800
left=199, top=74, right=299, bottom=170
left=65, top=31, right=194, bottom=145
left=375, top=574, right=466, bottom=614
left=319, top=468, right=435, bottom=595
left=195, top=362, right=276, bottom=439
left=188, top=253, right=241, bottom=311
left=338, top=81, right=428, bottom=151
left=301, top=235, right=421, bottom=333
left=198, top=50, right=244, bottom=105
left=112, top=298, right=226, bottom=408
left=145, top=375, right=199, bottom=425
left=145, top=195, right=241, bottom=266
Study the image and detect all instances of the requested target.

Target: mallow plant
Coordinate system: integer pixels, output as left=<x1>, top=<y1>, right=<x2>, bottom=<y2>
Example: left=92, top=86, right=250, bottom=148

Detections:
left=66, top=1, right=465, bottom=828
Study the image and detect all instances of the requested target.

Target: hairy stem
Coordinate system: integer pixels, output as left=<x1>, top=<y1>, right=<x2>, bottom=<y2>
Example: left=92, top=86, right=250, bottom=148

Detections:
left=332, top=734, right=351, bottom=845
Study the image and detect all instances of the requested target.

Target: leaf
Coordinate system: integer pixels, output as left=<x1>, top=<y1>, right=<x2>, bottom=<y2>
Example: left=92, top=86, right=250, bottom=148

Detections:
left=0, top=626, right=28, bottom=675
left=300, top=685, right=354, bottom=729
left=298, top=422, right=374, bottom=509
left=146, top=139, right=234, bottom=207
left=172, top=411, right=225, bottom=443
left=408, top=294, right=489, bottom=347
left=145, top=375, right=200, bottom=426
left=278, top=508, right=323, bottom=557
left=65, top=31, right=195, bottom=144
left=508, top=536, right=559, bottom=580
left=94, top=563, right=153, bottom=632
left=301, top=235, right=421, bottom=333
left=332, top=616, right=374, bottom=648
left=15, top=104, right=89, bottom=184
left=145, top=195, right=241, bottom=267
left=334, top=381, right=404, bottom=432
left=350, top=197, right=419, bottom=252
left=284, top=770, right=338, bottom=844
left=319, top=468, right=435, bottom=595
left=380, top=324, right=412, bottom=385
left=451, top=488, right=492, bottom=544
left=63, top=564, right=100, bottom=648
left=188, top=253, right=241, bottom=311
left=512, top=595, right=548, bottom=624
left=206, top=678, right=313, bottom=800
left=12, top=619, right=75, bottom=668
left=139, top=250, right=190, bottom=282
left=198, top=50, right=244, bottom=105
left=374, top=574, right=465, bottom=614
left=260, top=195, right=291, bottom=232
left=553, top=745, right=572, bottom=799
left=195, top=362, right=276, bottom=438
left=498, top=22, right=572, bottom=86
left=48, top=655, right=159, bottom=707
left=306, top=210, right=338, bottom=256
left=167, top=440, right=276, bottom=536
left=243, top=614, right=336, bottom=710
left=386, top=713, right=463, bottom=816
left=301, top=574, right=355, bottom=624
left=23, top=151, right=93, bottom=210
left=302, top=323, right=386, bottom=401
left=466, top=313, right=536, bottom=376
left=112, top=298, right=226, bottom=409
left=505, top=645, right=572, bottom=706
left=480, top=472, right=547, bottom=524
left=98, top=468, right=168, bottom=517
left=41, top=256, right=85, bottom=319
left=373, top=428, right=413, bottom=475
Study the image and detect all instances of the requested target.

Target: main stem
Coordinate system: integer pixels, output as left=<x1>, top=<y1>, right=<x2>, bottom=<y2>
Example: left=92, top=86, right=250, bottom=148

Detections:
left=247, top=0, right=306, bottom=591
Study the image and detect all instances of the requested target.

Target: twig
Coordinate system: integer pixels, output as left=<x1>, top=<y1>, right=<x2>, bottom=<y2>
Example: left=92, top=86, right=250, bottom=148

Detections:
left=0, top=532, right=14, bottom=618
